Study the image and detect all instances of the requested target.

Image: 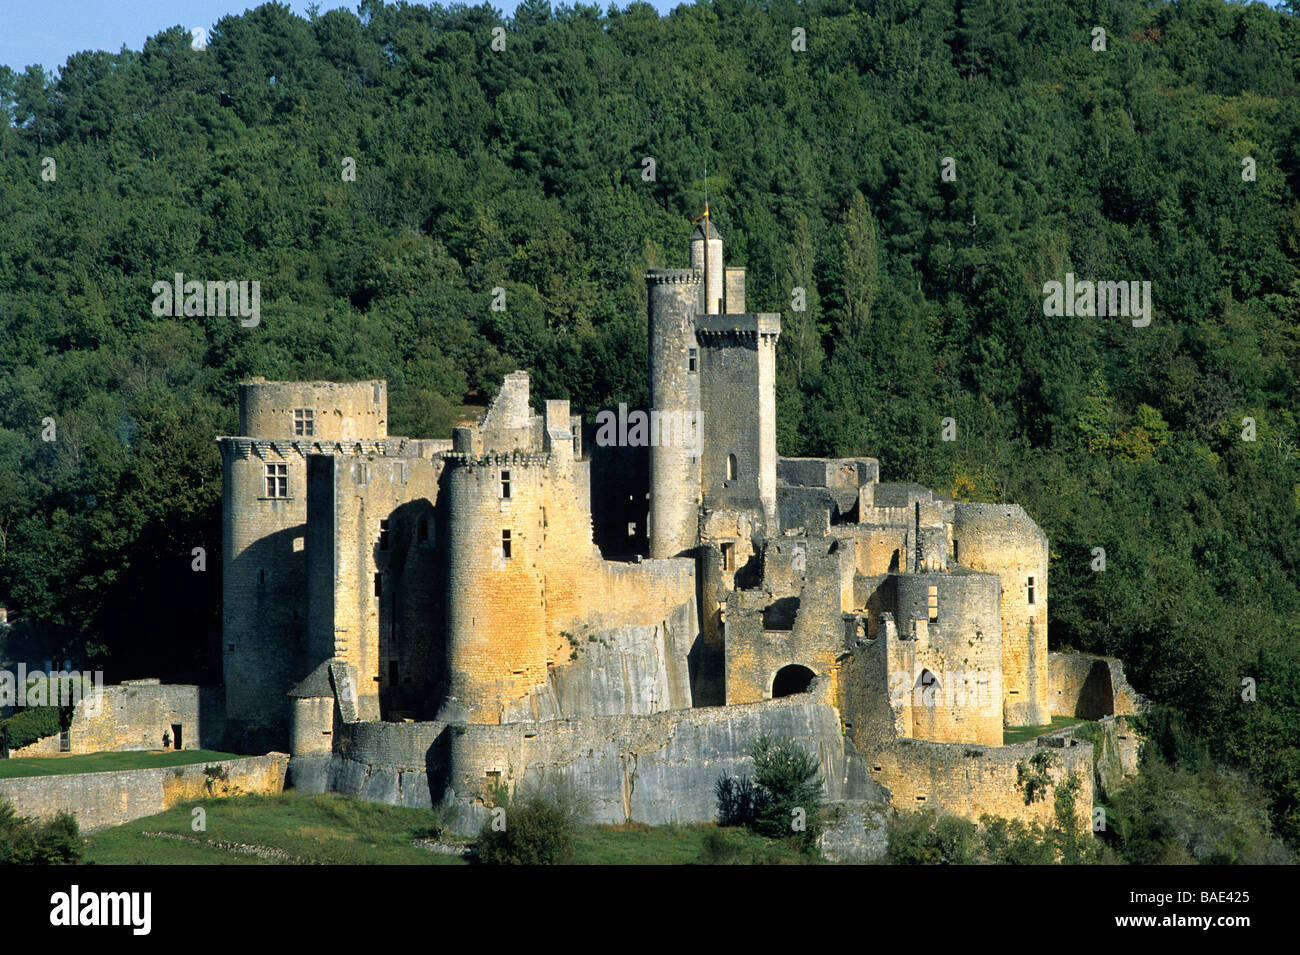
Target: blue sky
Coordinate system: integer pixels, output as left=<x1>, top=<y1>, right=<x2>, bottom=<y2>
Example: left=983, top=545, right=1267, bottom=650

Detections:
left=3, top=0, right=1291, bottom=74
left=0, top=0, right=684, bottom=73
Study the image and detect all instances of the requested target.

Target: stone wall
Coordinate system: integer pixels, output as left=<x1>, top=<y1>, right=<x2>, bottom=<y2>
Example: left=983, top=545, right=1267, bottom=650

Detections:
left=724, top=537, right=851, bottom=705
left=306, top=450, right=444, bottom=720
left=0, top=754, right=288, bottom=831
left=865, top=735, right=1094, bottom=827
left=320, top=697, right=883, bottom=836
left=60, top=681, right=225, bottom=754
left=1049, top=652, right=1145, bottom=718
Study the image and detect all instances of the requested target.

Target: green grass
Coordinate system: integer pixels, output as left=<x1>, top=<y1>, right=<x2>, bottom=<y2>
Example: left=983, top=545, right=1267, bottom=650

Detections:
left=0, top=749, right=239, bottom=779
left=82, top=792, right=820, bottom=865
left=85, top=792, right=466, bottom=865
left=1003, top=716, right=1085, bottom=745
left=572, top=822, right=817, bottom=865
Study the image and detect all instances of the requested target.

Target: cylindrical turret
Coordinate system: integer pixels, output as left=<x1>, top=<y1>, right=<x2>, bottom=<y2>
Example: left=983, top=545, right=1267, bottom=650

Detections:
left=239, top=379, right=387, bottom=441
left=646, top=269, right=703, bottom=558
left=220, top=439, right=307, bottom=747
left=689, top=219, right=724, bottom=314
left=443, top=454, right=548, bottom=723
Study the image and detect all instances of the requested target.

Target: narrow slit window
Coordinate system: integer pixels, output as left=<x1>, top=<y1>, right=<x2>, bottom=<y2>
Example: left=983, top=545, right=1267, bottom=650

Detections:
left=928, top=585, right=938, bottom=621
left=688, top=348, right=698, bottom=373
left=720, top=542, right=736, bottom=572
left=379, top=519, right=390, bottom=550
left=501, top=529, right=512, bottom=560
left=501, top=469, right=511, bottom=499
left=726, top=454, right=737, bottom=481
left=1027, top=576, right=1036, bottom=605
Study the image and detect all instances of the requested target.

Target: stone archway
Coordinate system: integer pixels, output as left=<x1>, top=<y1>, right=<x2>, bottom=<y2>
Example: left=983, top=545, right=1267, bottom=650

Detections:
left=772, top=664, right=816, bottom=698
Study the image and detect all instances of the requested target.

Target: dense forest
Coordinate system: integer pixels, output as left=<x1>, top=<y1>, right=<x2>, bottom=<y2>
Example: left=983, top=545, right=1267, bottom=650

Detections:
left=0, top=0, right=1297, bottom=857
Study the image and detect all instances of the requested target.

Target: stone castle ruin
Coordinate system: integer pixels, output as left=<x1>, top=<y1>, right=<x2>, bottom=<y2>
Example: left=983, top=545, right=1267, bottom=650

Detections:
left=218, top=218, right=1142, bottom=834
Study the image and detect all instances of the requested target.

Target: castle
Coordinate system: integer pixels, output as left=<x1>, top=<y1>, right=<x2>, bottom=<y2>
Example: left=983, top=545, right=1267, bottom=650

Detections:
left=218, top=217, right=1140, bottom=833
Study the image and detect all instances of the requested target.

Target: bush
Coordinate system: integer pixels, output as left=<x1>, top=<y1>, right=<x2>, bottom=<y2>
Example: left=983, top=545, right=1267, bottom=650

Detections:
left=715, top=735, right=826, bottom=853
left=0, top=798, right=81, bottom=865
left=715, top=774, right=756, bottom=827
left=475, top=776, right=591, bottom=865
left=886, top=810, right=979, bottom=864
left=749, top=734, right=825, bottom=851
left=0, top=706, right=62, bottom=752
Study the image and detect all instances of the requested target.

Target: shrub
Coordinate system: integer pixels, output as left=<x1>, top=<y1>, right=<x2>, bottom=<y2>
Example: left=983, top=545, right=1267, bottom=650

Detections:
left=475, top=776, right=591, bottom=865
left=715, top=735, right=826, bottom=853
left=0, top=798, right=81, bottom=865
left=749, top=734, right=825, bottom=851
left=0, top=706, right=63, bottom=753
left=715, top=774, right=756, bottom=827
left=886, top=809, right=978, bottom=864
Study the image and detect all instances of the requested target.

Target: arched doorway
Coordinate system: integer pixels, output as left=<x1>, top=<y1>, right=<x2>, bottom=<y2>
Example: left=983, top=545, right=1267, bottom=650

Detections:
left=772, top=664, right=816, bottom=698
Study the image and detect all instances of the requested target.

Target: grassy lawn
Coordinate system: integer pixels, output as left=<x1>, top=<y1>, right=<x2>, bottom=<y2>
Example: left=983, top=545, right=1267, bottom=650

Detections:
left=573, top=821, right=816, bottom=865
left=85, top=793, right=462, bottom=865
left=82, top=792, right=818, bottom=865
left=1003, top=716, right=1085, bottom=745
left=0, top=749, right=239, bottom=779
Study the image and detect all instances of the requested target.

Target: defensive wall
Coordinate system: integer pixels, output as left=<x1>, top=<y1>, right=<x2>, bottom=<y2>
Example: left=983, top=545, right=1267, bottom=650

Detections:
left=0, top=754, right=288, bottom=831
left=296, top=696, right=883, bottom=836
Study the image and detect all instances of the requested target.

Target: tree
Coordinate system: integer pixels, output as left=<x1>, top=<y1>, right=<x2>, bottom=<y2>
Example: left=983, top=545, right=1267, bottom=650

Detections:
left=839, top=191, right=879, bottom=341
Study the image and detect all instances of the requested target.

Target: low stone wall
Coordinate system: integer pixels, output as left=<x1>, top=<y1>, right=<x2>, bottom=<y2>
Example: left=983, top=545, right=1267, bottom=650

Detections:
left=9, top=734, right=62, bottom=757
left=0, top=754, right=288, bottom=831
left=865, top=735, right=1094, bottom=827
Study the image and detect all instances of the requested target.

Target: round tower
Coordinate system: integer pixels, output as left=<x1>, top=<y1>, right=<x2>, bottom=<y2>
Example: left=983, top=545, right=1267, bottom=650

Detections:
left=646, top=269, right=703, bottom=558
left=689, top=218, right=724, bottom=314
left=442, top=452, right=549, bottom=723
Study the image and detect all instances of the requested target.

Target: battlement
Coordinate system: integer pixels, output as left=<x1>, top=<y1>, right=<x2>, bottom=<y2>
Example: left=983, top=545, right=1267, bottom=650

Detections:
left=645, top=268, right=701, bottom=286
left=442, top=450, right=553, bottom=470
left=696, top=313, right=781, bottom=342
left=217, top=436, right=446, bottom=461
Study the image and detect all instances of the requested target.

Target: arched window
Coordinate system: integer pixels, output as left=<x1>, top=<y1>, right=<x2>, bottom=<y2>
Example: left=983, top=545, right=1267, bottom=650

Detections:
left=915, top=669, right=941, bottom=706
left=726, top=453, right=737, bottom=481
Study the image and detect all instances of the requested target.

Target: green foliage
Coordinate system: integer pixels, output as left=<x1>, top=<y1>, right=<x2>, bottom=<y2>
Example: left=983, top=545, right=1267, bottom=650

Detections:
left=887, top=772, right=1101, bottom=866
left=1015, top=749, right=1054, bottom=805
left=715, top=735, right=825, bottom=853
left=714, top=773, right=756, bottom=827
left=0, top=798, right=81, bottom=865
left=475, top=776, right=591, bottom=865
left=886, top=810, right=979, bottom=865
left=0, top=706, right=62, bottom=752
left=0, top=0, right=1298, bottom=848
left=1100, top=747, right=1295, bottom=864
